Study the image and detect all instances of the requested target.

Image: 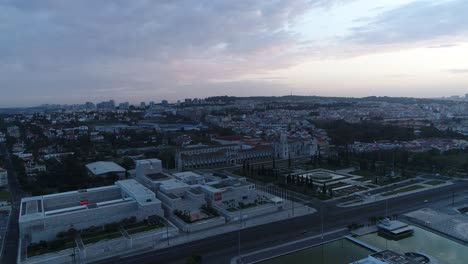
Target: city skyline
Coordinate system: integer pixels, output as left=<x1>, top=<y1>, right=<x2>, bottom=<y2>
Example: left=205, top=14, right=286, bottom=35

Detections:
left=1, top=0, right=468, bottom=107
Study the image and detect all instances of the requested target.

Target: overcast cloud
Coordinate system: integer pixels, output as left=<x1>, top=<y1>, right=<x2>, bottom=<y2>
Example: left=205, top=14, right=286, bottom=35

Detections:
left=0, top=0, right=467, bottom=106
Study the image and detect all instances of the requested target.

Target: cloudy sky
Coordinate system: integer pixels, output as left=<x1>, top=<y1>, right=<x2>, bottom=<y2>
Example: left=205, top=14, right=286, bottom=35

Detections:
left=1, top=0, right=468, bottom=107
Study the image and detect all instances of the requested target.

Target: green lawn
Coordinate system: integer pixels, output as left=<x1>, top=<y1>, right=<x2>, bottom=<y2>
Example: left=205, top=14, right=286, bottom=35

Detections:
left=0, top=191, right=11, bottom=201
left=382, top=185, right=425, bottom=197
left=82, top=232, right=122, bottom=244
left=126, top=224, right=165, bottom=235
left=28, top=241, right=75, bottom=257
left=424, top=180, right=445, bottom=186
left=327, top=182, right=349, bottom=189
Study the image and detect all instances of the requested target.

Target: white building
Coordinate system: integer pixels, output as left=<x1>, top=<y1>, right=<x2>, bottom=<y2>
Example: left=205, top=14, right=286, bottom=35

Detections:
left=199, top=178, right=256, bottom=206
left=136, top=159, right=163, bottom=179
left=85, top=161, right=126, bottom=179
left=274, top=133, right=318, bottom=159
left=19, top=179, right=163, bottom=243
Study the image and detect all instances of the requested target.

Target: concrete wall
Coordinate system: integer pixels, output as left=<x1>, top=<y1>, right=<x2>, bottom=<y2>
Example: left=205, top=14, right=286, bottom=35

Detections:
left=21, top=225, right=179, bottom=264
left=129, top=225, right=178, bottom=250
left=23, top=199, right=163, bottom=243
left=169, top=215, right=225, bottom=233
left=214, top=204, right=279, bottom=222
left=158, top=190, right=206, bottom=215
left=19, top=246, right=79, bottom=264
left=203, top=184, right=257, bottom=207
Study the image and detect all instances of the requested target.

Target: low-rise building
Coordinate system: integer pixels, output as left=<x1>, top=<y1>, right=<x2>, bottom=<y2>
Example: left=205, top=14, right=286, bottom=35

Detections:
left=19, top=179, right=163, bottom=243
left=377, top=219, right=414, bottom=240
left=25, top=162, right=47, bottom=177
left=85, top=161, right=126, bottom=179
left=172, top=171, right=206, bottom=185
left=135, top=159, right=173, bottom=191
left=157, top=179, right=207, bottom=219
left=199, top=178, right=256, bottom=207
left=175, top=144, right=273, bottom=171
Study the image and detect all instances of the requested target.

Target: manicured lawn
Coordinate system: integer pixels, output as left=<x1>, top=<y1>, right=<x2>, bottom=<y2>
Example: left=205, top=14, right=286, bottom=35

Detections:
left=382, top=185, right=425, bottom=196
left=424, top=180, right=445, bottom=186
left=0, top=191, right=11, bottom=201
left=82, top=232, right=122, bottom=244
left=28, top=241, right=75, bottom=257
left=327, top=182, right=349, bottom=189
left=127, top=224, right=165, bottom=235
left=239, top=203, right=257, bottom=210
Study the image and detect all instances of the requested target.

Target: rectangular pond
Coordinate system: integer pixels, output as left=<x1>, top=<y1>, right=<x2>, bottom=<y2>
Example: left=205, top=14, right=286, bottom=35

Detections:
left=358, top=226, right=468, bottom=264
left=258, top=238, right=373, bottom=264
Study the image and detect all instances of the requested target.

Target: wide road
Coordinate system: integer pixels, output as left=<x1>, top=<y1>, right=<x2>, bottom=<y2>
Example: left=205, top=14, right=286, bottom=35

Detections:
left=0, top=143, right=27, bottom=264
left=97, top=181, right=468, bottom=264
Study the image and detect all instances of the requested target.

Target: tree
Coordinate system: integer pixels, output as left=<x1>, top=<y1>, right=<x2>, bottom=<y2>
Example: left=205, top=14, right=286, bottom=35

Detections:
left=185, top=255, right=203, bottom=264
left=120, top=157, right=135, bottom=170
left=359, top=160, right=368, bottom=171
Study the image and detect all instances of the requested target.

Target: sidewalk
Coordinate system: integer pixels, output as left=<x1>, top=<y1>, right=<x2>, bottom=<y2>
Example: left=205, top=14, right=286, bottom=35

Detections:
left=337, top=179, right=453, bottom=207
left=231, top=228, right=348, bottom=264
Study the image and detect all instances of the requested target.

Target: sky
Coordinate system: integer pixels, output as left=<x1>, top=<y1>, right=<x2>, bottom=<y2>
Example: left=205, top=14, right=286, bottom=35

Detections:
left=1, top=0, right=468, bottom=107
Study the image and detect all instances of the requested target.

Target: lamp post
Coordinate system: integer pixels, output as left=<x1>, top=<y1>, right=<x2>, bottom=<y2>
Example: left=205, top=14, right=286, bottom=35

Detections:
left=385, top=198, right=388, bottom=219
left=321, top=205, right=324, bottom=240
left=452, top=188, right=455, bottom=207
left=166, top=218, right=170, bottom=246
left=238, top=207, right=242, bottom=258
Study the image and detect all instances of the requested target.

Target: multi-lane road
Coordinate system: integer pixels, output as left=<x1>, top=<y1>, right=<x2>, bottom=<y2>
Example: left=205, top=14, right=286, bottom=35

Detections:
left=0, top=143, right=27, bottom=264
left=97, top=181, right=468, bottom=264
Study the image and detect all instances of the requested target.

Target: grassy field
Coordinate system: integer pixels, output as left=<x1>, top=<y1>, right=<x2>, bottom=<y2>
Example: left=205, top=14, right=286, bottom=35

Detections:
left=126, top=224, right=165, bottom=235
left=82, top=232, right=122, bottom=244
left=382, top=185, right=425, bottom=197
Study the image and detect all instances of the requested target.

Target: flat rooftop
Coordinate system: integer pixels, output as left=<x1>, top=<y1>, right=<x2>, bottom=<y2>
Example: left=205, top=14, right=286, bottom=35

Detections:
left=377, top=220, right=409, bottom=231
left=210, top=178, right=251, bottom=189
left=173, top=171, right=202, bottom=178
left=146, top=172, right=172, bottom=181
left=116, top=179, right=160, bottom=205
left=86, top=161, right=125, bottom=175
left=20, top=180, right=159, bottom=222
left=160, top=179, right=190, bottom=190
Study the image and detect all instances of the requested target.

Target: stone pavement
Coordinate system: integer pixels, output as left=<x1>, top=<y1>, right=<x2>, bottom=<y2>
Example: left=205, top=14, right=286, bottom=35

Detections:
left=405, top=208, right=468, bottom=243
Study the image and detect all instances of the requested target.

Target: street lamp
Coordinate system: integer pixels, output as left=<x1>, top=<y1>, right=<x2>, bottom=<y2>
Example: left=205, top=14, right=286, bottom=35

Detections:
left=238, top=207, right=242, bottom=258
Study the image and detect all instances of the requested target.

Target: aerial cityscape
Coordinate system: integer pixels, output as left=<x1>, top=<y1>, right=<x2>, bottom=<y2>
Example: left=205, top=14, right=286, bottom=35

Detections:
left=1, top=1, right=468, bottom=264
